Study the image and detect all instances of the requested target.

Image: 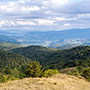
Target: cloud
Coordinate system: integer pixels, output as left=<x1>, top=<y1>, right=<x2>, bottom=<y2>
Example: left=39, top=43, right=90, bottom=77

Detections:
left=36, top=19, right=55, bottom=25
left=21, top=6, right=40, bottom=12
left=0, top=0, right=90, bottom=31
left=64, top=23, right=71, bottom=26
left=0, top=1, right=40, bottom=15
left=0, top=20, right=16, bottom=27
left=17, top=21, right=36, bottom=26
left=44, top=0, right=69, bottom=7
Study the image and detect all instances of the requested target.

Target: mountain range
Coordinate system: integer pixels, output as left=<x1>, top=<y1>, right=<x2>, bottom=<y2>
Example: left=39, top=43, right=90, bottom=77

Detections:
left=0, top=29, right=90, bottom=49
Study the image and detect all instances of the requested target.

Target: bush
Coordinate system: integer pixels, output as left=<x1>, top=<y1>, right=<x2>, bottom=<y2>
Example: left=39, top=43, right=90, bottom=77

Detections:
left=11, top=68, right=19, bottom=78
left=76, top=66, right=83, bottom=73
left=0, top=68, right=12, bottom=75
left=26, top=61, right=42, bottom=77
left=42, top=69, right=59, bottom=77
left=67, top=69, right=80, bottom=76
left=0, top=72, right=17, bottom=82
left=82, top=67, right=90, bottom=81
left=0, top=75, right=7, bottom=82
left=7, top=75, right=16, bottom=81
left=0, top=72, right=8, bottom=82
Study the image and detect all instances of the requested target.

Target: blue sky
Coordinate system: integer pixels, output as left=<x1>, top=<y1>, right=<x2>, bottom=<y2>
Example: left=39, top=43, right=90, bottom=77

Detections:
left=0, top=0, right=90, bottom=31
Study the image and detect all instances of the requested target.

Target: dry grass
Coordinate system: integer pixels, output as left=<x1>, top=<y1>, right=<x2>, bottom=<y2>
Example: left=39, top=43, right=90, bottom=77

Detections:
left=0, top=74, right=90, bottom=90
left=59, top=67, right=77, bottom=73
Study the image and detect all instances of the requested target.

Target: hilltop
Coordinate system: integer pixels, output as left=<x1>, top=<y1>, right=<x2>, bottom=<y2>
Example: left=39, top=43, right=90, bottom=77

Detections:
left=0, top=74, right=90, bottom=90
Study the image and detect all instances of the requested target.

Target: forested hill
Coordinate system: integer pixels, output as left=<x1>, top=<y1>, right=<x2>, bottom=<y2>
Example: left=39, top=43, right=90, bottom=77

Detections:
left=0, top=50, right=31, bottom=69
left=10, top=45, right=57, bottom=61
left=10, top=46, right=90, bottom=69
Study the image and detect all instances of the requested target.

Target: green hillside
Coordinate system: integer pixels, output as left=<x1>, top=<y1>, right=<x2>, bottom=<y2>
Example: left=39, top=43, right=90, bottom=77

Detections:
left=10, top=46, right=90, bottom=69
left=0, top=45, right=90, bottom=83
left=0, top=50, right=31, bottom=69
left=10, top=45, right=57, bottom=63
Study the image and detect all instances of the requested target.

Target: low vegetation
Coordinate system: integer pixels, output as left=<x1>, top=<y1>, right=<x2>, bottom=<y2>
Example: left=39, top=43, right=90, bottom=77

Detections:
left=0, top=61, right=59, bottom=82
left=61, top=66, right=90, bottom=82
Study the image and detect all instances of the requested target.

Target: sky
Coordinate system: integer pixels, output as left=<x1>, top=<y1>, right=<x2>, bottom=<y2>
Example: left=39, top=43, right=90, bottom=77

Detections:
left=0, top=0, right=90, bottom=31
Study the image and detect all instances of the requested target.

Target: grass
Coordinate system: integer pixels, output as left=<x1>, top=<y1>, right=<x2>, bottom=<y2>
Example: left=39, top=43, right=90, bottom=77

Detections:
left=0, top=74, right=90, bottom=90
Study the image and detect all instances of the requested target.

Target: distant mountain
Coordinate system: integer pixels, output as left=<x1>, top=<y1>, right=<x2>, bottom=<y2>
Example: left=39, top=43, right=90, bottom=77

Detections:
left=23, top=29, right=90, bottom=40
left=49, top=39, right=90, bottom=49
left=0, top=42, right=25, bottom=51
left=10, top=45, right=90, bottom=69
left=0, top=35, right=20, bottom=44
left=0, top=29, right=90, bottom=48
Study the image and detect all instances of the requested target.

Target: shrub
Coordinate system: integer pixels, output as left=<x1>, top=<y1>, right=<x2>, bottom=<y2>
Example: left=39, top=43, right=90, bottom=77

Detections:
left=76, top=66, right=83, bottom=73
left=11, top=68, right=19, bottom=78
left=42, top=69, right=59, bottom=77
left=7, top=75, right=16, bottom=80
left=26, top=61, right=42, bottom=77
left=0, top=73, right=8, bottom=82
left=82, top=67, right=90, bottom=81
left=67, top=69, right=80, bottom=76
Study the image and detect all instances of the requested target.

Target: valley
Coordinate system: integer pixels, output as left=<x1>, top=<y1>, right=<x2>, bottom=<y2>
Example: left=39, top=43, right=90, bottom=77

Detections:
left=0, top=0, right=90, bottom=89
left=0, top=29, right=90, bottom=49
left=0, top=29, right=90, bottom=90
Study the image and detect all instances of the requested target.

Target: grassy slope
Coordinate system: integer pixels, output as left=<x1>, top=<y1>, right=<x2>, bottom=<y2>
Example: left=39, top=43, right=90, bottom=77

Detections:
left=0, top=74, right=90, bottom=90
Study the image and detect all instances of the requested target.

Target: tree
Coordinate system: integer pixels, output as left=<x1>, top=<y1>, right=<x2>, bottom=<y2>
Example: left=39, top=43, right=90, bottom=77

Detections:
left=82, top=67, right=90, bottom=81
left=11, top=68, right=19, bottom=78
left=26, top=61, right=42, bottom=77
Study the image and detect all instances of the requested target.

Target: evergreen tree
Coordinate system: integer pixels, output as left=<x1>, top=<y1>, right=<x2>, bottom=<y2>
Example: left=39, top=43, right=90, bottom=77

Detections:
left=26, top=61, right=42, bottom=77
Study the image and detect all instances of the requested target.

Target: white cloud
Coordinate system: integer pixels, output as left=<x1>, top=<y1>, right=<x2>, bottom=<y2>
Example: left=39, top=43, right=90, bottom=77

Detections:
left=36, top=19, right=55, bottom=25
left=54, top=17, right=77, bottom=21
left=64, top=23, right=71, bottom=26
left=21, top=6, right=40, bottom=12
left=0, top=21, right=5, bottom=27
left=0, top=20, right=16, bottom=27
left=17, top=21, right=36, bottom=25
left=0, top=0, right=90, bottom=31
left=0, top=1, right=40, bottom=15
left=19, top=0, right=29, bottom=4
left=0, top=1, right=19, bottom=13
left=0, top=20, right=36, bottom=27
left=51, top=0, right=69, bottom=5
left=43, top=0, right=69, bottom=7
